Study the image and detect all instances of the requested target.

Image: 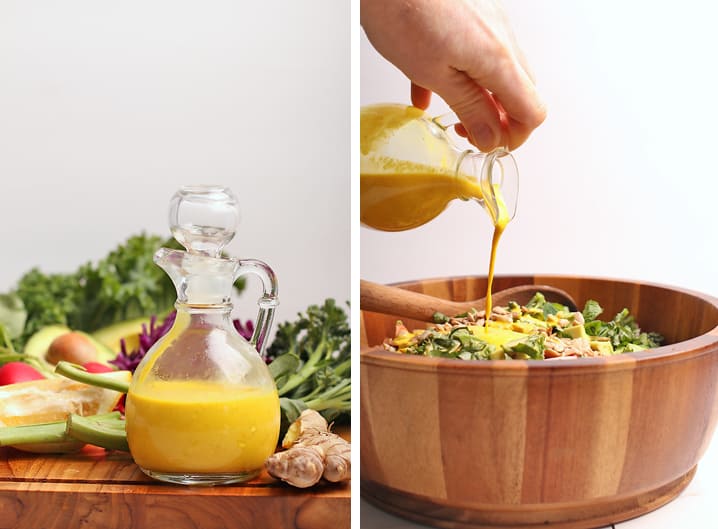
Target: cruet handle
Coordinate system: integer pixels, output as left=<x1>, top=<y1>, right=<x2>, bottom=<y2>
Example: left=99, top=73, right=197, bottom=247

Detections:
left=235, top=259, right=279, bottom=355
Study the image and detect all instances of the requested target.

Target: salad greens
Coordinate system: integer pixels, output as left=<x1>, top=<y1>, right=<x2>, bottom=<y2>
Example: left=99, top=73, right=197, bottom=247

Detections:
left=385, top=292, right=663, bottom=360
left=582, top=304, right=663, bottom=353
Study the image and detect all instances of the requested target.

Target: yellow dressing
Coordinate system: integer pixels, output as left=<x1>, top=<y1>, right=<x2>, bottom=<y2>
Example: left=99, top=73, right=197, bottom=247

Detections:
left=125, top=381, right=280, bottom=474
left=483, top=185, right=511, bottom=323
left=469, top=325, right=526, bottom=346
left=360, top=104, right=424, bottom=155
left=361, top=166, right=485, bottom=231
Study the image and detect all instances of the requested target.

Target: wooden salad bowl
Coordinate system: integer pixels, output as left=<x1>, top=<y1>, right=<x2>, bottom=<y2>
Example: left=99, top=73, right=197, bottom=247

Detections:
left=360, top=275, right=718, bottom=529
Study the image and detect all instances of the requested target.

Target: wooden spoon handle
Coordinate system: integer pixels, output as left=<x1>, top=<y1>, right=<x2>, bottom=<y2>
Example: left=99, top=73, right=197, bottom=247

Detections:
left=360, top=280, right=471, bottom=322
left=360, top=280, right=579, bottom=323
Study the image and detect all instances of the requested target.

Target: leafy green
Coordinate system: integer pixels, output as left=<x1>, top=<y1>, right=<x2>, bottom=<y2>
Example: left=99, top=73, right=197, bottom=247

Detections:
left=502, top=333, right=546, bottom=360
left=9, top=233, right=245, bottom=348
left=584, top=307, right=663, bottom=353
left=582, top=299, right=604, bottom=322
left=525, top=292, right=569, bottom=319
left=267, top=299, right=350, bottom=434
left=432, top=312, right=450, bottom=324
left=402, top=327, right=495, bottom=359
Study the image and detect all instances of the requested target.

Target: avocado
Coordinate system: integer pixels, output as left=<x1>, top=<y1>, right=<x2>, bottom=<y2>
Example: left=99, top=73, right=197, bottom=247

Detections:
left=77, top=331, right=116, bottom=363
left=563, top=324, right=588, bottom=340
left=24, top=325, right=71, bottom=368
left=590, top=340, right=615, bottom=355
left=24, top=325, right=116, bottom=367
left=91, top=317, right=150, bottom=353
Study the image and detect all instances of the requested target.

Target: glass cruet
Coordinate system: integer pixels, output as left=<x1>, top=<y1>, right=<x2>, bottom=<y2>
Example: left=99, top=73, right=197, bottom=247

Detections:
left=360, top=103, right=519, bottom=231
left=125, top=185, right=280, bottom=486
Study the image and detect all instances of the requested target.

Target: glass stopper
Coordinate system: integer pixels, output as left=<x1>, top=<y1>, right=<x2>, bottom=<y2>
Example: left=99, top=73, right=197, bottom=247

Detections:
left=169, top=185, right=240, bottom=257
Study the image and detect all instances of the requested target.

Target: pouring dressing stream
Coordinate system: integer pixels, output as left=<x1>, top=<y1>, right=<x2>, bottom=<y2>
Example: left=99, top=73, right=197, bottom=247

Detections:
left=360, top=104, right=518, bottom=323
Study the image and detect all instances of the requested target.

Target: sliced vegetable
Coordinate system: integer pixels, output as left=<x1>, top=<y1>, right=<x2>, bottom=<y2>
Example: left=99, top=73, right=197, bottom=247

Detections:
left=0, top=368, right=130, bottom=452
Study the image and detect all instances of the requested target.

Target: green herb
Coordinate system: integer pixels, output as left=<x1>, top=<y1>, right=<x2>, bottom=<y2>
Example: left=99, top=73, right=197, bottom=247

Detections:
left=267, top=299, right=350, bottom=433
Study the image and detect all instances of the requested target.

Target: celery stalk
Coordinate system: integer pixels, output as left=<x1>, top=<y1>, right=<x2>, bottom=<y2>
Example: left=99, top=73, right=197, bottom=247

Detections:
left=0, top=412, right=121, bottom=447
left=0, top=421, right=70, bottom=446
left=54, top=361, right=130, bottom=393
left=66, top=414, right=129, bottom=452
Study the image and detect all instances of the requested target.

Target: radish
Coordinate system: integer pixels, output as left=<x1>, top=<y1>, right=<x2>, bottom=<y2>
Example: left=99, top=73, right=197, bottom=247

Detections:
left=0, top=362, right=45, bottom=385
left=82, top=362, right=115, bottom=374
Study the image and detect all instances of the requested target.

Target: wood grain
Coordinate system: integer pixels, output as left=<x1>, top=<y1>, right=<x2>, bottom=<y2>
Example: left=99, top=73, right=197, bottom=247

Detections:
left=0, top=429, right=351, bottom=529
left=360, top=275, right=718, bottom=529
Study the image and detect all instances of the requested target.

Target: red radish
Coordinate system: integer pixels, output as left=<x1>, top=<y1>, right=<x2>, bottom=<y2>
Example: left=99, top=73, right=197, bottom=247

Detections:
left=82, top=362, right=115, bottom=373
left=0, top=362, right=45, bottom=385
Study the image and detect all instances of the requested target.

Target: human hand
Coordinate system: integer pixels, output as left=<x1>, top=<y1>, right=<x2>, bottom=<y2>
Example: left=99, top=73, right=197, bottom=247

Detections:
left=362, top=0, right=546, bottom=152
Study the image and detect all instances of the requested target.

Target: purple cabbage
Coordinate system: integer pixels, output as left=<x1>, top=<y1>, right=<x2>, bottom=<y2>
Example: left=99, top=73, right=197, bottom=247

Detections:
left=110, top=312, right=255, bottom=373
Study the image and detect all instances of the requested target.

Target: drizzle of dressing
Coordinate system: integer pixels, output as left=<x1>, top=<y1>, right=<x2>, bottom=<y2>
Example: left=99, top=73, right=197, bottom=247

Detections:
left=483, top=186, right=510, bottom=325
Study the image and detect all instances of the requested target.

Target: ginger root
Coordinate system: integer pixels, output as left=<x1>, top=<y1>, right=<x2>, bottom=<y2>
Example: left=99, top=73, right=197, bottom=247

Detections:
left=265, top=409, right=351, bottom=488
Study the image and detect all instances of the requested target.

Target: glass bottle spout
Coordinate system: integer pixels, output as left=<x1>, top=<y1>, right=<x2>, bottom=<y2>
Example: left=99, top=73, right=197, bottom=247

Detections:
left=457, top=148, right=519, bottom=226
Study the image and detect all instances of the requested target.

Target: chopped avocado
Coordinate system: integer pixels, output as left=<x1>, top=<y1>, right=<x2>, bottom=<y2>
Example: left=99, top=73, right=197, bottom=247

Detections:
left=617, top=343, right=648, bottom=353
left=91, top=317, right=150, bottom=353
left=563, top=324, right=588, bottom=340
left=590, top=340, right=615, bottom=355
left=23, top=325, right=71, bottom=368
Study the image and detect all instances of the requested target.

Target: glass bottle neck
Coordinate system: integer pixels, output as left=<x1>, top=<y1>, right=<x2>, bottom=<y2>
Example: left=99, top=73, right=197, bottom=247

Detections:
left=173, top=304, right=235, bottom=333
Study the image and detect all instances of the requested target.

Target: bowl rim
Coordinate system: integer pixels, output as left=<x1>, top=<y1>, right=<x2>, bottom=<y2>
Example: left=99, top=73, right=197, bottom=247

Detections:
left=360, top=274, right=718, bottom=375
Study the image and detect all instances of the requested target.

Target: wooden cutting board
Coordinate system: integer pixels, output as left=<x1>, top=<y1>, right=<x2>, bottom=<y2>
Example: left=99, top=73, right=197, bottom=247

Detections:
left=0, top=431, right=350, bottom=529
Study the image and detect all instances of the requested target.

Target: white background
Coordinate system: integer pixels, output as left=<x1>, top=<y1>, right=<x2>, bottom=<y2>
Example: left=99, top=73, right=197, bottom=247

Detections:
left=0, top=0, right=350, bottom=330
left=361, top=0, right=718, bottom=298
left=361, top=1, right=718, bottom=527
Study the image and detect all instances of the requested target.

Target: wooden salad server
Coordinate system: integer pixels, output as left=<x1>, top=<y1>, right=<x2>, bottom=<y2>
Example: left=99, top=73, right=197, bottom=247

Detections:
left=360, top=279, right=578, bottom=322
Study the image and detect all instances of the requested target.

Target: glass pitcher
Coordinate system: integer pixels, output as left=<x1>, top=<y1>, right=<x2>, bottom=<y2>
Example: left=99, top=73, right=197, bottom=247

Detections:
left=125, top=185, right=280, bottom=486
left=360, top=103, right=519, bottom=231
